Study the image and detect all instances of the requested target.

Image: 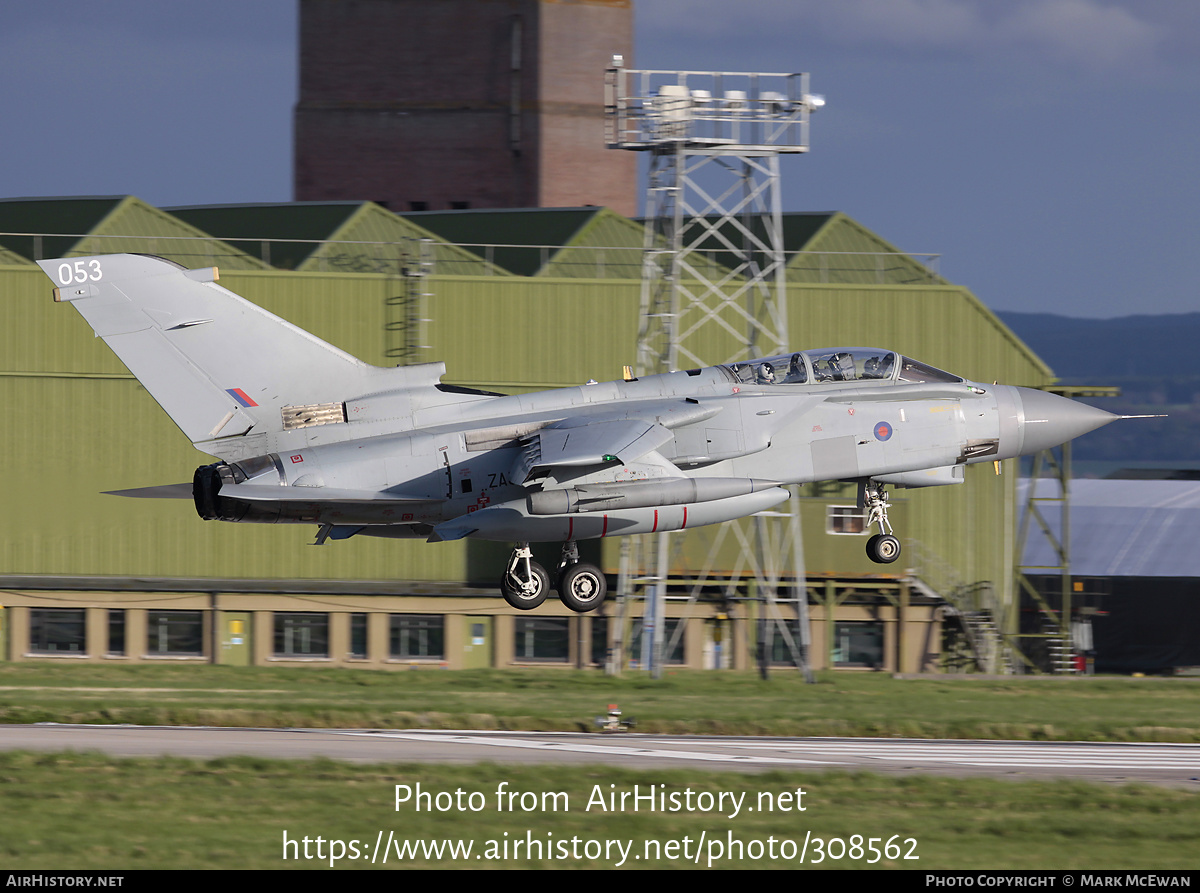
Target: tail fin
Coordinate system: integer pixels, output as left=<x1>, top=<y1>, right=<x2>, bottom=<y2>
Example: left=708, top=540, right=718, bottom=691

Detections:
left=39, top=254, right=443, bottom=455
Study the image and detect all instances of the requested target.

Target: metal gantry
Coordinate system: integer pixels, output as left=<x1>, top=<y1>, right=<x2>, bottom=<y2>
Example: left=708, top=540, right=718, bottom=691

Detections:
left=1015, top=441, right=1075, bottom=673
left=1013, top=385, right=1119, bottom=673
left=605, top=64, right=824, bottom=679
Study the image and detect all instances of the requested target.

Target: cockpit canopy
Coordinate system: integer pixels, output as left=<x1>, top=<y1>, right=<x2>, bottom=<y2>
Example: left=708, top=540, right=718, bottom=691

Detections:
left=723, top=348, right=963, bottom=386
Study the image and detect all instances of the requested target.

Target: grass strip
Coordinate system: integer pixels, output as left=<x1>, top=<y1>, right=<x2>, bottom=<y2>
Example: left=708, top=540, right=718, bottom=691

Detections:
left=2, top=664, right=1199, bottom=741
left=0, top=752, right=1197, bottom=870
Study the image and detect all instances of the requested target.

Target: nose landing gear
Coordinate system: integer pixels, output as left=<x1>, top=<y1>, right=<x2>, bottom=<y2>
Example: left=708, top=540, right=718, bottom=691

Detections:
left=859, top=480, right=902, bottom=565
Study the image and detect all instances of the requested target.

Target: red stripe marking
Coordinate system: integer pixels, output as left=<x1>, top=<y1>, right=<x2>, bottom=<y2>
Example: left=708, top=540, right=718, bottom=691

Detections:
left=682, top=506, right=688, bottom=529
left=602, top=514, right=609, bottom=537
left=567, top=516, right=574, bottom=540
left=652, top=509, right=659, bottom=533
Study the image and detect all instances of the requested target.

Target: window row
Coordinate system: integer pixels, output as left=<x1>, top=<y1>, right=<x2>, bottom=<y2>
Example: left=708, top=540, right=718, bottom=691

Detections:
left=23, top=609, right=882, bottom=668
left=513, top=617, right=686, bottom=666
left=24, top=610, right=687, bottom=665
left=767, top=621, right=884, bottom=669
left=30, top=609, right=199, bottom=656
left=27, top=610, right=451, bottom=660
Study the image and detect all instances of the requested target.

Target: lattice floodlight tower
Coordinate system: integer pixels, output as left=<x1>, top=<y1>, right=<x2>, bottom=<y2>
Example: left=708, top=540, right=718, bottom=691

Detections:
left=605, top=65, right=823, bottom=370
left=604, top=62, right=824, bottom=679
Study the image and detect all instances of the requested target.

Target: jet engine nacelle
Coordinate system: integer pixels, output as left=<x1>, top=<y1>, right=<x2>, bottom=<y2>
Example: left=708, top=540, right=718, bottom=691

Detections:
left=193, top=462, right=285, bottom=523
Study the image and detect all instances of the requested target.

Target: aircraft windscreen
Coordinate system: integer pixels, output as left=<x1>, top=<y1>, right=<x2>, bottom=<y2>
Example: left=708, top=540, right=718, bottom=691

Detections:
left=726, top=354, right=809, bottom=385
left=806, top=349, right=895, bottom=382
left=724, top=349, right=898, bottom=385
left=897, top=357, right=963, bottom=384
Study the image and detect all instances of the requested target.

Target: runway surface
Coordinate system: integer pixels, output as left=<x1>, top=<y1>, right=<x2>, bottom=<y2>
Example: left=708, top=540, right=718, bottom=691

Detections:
left=3, top=724, right=1199, bottom=785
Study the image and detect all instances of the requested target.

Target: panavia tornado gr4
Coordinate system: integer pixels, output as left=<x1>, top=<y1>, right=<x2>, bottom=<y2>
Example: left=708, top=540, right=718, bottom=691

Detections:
left=40, top=254, right=1120, bottom=614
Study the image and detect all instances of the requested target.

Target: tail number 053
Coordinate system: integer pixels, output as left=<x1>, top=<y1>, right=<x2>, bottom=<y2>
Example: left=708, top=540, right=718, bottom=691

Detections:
left=57, top=260, right=103, bottom=285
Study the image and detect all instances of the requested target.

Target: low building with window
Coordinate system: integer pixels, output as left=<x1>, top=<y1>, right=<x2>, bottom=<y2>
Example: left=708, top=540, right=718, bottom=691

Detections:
left=0, top=574, right=943, bottom=673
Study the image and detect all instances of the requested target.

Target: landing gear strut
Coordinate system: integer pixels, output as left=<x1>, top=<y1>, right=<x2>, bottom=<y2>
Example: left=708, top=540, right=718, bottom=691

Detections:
left=499, top=541, right=608, bottom=612
left=500, top=543, right=549, bottom=610
left=555, top=540, right=607, bottom=614
left=859, top=480, right=901, bottom=564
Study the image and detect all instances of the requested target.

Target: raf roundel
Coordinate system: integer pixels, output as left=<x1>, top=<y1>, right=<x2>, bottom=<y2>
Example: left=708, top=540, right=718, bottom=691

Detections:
left=874, top=421, right=893, bottom=442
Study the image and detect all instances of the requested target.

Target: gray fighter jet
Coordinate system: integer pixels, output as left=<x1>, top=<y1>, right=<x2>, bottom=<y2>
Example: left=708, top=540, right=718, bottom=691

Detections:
left=40, top=254, right=1119, bottom=614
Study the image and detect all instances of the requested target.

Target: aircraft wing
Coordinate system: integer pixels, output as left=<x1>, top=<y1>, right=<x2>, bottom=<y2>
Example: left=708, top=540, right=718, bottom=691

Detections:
left=510, top=417, right=675, bottom=484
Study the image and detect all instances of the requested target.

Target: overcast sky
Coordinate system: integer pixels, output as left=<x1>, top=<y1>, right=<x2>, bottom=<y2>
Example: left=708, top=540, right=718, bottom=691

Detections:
left=2, top=1, right=1196, bottom=318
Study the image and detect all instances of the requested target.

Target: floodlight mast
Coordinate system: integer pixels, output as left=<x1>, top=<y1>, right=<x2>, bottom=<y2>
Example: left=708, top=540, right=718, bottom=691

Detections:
left=605, top=63, right=822, bottom=680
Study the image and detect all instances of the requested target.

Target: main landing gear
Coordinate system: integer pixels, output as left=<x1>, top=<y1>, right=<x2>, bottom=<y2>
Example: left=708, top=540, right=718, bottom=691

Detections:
left=500, top=544, right=549, bottom=610
left=555, top=540, right=608, bottom=613
left=499, top=541, right=608, bottom=613
left=859, top=479, right=902, bottom=565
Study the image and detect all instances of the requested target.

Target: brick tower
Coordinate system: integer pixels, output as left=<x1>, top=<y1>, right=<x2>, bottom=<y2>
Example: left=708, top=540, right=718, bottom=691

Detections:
left=294, top=0, right=636, bottom=216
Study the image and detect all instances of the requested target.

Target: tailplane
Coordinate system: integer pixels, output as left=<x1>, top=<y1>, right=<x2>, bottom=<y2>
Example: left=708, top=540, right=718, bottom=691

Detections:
left=39, top=254, right=446, bottom=456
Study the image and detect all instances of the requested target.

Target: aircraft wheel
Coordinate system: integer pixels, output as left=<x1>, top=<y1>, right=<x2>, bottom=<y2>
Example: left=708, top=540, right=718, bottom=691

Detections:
left=866, top=534, right=901, bottom=565
left=500, top=561, right=550, bottom=610
left=558, top=563, right=608, bottom=613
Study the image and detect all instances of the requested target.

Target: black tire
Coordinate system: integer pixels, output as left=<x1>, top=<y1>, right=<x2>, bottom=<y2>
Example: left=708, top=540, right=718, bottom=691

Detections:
left=866, top=533, right=901, bottom=564
left=557, top=563, right=608, bottom=613
left=500, top=561, right=550, bottom=610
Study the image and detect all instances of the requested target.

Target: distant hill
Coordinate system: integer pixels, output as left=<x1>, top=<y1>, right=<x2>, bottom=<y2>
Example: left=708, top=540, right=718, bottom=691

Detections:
left=997, top=312, right=1200, bottom=468
left=997, top=311, right=1200, bottom=380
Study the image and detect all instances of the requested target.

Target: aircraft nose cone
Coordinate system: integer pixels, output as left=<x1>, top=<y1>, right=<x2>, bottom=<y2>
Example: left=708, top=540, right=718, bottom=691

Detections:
left=1015, top=387, right=1118, bottom=455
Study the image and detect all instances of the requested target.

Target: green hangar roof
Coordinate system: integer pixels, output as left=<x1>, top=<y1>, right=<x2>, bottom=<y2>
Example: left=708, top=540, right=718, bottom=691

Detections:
left=401, top=206, right=603, bottom=276
left=784, top=212, right=946, bottom=285
left=0, top=196, right=269, bottom=270
left=0, top=243, right=29, bottom=265
left=670, top=211, right=946, bottom=286
left=0, top=196, right=125, bottom=261
left=403, top=206, right=647, bottom=278
left=168, top=201, right=507, bottom=275
left=404, top=206, right=748, bottom=281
